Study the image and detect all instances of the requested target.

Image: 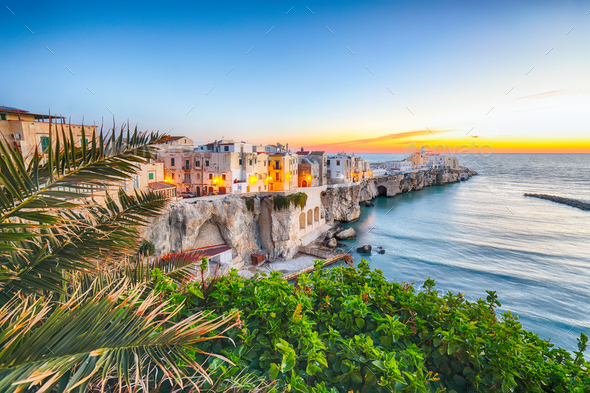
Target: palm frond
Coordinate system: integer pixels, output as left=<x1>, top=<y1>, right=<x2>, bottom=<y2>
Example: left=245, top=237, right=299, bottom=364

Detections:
left=0, top=188, right=169, bottom=302
left=0, top=280, right=239, bottom=393
left=0, top=123, right=168, bottom=301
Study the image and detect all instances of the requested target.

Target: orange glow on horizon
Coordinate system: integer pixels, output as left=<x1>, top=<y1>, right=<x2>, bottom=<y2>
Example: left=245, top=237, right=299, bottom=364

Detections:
left=298, top=135, right=590, bottom=154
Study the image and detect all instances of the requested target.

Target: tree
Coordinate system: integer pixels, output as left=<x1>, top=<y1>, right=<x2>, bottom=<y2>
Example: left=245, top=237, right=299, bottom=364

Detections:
left=0, top=121, right=239, bottom=392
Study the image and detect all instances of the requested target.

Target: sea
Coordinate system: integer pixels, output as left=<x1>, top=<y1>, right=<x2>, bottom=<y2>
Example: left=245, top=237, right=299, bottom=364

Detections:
left=334, top=153, right=590, bottom=353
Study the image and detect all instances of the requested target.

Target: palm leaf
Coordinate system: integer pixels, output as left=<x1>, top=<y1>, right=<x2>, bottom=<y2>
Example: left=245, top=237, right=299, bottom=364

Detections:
left=0, top=122, right=168, bottom=301
left=0, top=280, right=239, bottom=393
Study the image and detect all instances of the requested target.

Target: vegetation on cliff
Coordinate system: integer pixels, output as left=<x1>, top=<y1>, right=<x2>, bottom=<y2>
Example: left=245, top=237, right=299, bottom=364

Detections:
left=273, top=192, right=308, bottom=211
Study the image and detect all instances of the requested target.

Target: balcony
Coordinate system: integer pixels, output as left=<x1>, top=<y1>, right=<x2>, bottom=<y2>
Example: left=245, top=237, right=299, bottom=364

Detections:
left=182, top=165, right=191, bottom=171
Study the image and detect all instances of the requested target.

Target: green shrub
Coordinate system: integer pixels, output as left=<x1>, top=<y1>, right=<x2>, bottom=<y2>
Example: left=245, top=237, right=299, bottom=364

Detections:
left=273, top=192, right=308, bottom=211
left=138, top=240, right=155, bottom=256
left=153, top=260, right=590, bottom=392
left=244, top=196, right=256, bottom=212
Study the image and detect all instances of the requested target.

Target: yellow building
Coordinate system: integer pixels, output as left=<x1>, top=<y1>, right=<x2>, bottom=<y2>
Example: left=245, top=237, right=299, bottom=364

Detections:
left=0, top=106, right=97, bottom=163
left=268, top=153, right=298, bottom=191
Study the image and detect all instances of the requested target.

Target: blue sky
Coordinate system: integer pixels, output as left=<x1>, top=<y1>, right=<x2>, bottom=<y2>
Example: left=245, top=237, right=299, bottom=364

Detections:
left=2, top=0, right=589, bottom=151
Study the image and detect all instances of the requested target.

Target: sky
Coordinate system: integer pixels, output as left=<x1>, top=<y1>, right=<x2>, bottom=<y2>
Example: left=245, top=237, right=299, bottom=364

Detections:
left=1, top=0, right=589, bottom=153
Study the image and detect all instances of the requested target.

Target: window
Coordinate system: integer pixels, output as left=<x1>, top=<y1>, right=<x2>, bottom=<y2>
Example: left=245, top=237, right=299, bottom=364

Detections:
left=171, top=157, right=175, bottom=167
left=222, top=174, right=226, bottom=180
left=0, top=114, right=6, bottom=120
left=40, top=136, right=50, bottom=153
left=172, top=173, right=175, bottom=179
left=224, top=146, right=229, bottom=151
left=209, top=174, right=213, bottom=179
left=148, top=172, right=155, bottom=180
left=197, top=173, right=200, bottom=179
left=239, top=159, right=242, bottom=165
left=206, top=160, right=209, bottom=166
left=327, top=159, right=331, bottom=165
left=184, top=173, right=191, bottom=182
left=196, top=161, right=200, bottom=167
left=249, top=160, right=252, bottom=166
left=336, top=160, right=340, bottom=165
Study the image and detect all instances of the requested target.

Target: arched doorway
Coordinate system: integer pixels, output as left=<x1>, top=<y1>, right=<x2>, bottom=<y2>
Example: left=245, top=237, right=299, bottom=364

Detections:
left=219, top=186, right=227, bottom=194
left=302, top=180, right=307, bottom=187
left=196, top=187, right=201, bottom=197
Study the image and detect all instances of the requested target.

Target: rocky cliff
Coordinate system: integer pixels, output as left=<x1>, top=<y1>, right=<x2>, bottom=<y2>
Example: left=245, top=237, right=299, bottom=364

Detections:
left=321, top=168, right=475, bottom=222
left=321, top=179, right=379, bottom=222
left=145, top=195, right=308, bottom=262
left=145, top=167, right=475, bottom=263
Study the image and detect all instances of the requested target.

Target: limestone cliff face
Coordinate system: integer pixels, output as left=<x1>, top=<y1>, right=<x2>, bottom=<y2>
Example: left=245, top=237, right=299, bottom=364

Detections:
left=321, top=168, right=475, bottom=222
left=145, top=195, right=304, bottom=261
left=321, top=179, right=378, bottom=222
left=145, top=168, right=475, bottom=261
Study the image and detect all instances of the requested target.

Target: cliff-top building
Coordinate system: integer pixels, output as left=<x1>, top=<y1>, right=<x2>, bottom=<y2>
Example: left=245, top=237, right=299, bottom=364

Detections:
left=0, top=106, right=98, bottom=163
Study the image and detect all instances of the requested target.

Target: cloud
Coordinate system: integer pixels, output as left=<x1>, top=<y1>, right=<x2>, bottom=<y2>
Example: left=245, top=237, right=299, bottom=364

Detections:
left=515, top=90, right=567, bottom=100
left=307, top=128, right=454, bottom=150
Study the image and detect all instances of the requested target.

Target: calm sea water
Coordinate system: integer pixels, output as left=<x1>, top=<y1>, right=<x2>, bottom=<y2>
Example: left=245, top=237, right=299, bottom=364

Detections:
left=335, top=153, right=590, bottom=352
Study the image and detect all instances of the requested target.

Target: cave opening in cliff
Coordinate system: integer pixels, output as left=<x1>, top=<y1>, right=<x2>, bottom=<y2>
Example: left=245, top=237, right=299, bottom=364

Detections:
left=377, top=185, right=387, bottom=196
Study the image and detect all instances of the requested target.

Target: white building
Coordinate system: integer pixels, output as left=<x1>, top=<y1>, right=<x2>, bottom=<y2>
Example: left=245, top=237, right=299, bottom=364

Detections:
left=326, top=153, right=353, bottom=184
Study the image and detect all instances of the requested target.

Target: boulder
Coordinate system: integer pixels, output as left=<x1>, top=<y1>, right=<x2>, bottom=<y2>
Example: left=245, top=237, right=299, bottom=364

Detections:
left=375, top=246, right=386, bottom=254
left=356, top=244, right=372, bottom=253
left=325, top=238, right=338, bottom=248
left=335, top=227, right=357, bottom=240
left=336, top=242, right=347, bottom=247
left=364, top=201, right=374, bottom=207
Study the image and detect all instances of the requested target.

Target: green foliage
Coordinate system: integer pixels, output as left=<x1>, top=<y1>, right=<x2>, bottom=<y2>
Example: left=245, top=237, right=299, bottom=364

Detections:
left=159, top=259, right=590, bottom=392
left=273, top=195, right=292, bottom=211
left=290, top=192, right=308, bottom=210
left=273, top=192, right=308, bottom=211
left=244, top=196, right=256, bottom=212
left=138, top=239, right=156, bottom=256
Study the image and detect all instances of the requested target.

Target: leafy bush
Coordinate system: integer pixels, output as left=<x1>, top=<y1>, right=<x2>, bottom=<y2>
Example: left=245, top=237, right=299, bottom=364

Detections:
left=273, top=192, right=308, bottom=211
left=154, top=260, right=590, bottom=392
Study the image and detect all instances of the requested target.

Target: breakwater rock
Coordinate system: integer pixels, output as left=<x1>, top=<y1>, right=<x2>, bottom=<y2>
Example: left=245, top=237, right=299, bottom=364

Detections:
left=524, top=193, right=590, bottom=211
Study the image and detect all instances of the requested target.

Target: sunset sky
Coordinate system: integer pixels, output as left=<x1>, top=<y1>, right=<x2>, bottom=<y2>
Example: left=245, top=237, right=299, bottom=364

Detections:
left=2, top=0, right=589, bottom=153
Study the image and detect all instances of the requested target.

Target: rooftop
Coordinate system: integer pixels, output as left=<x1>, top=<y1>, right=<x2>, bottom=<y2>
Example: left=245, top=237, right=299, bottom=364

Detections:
left=162, top=244, right=232, bottom=261
left=148, top=181, right=176, bottom=190
left=0, top=106, right=66, bottom=120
